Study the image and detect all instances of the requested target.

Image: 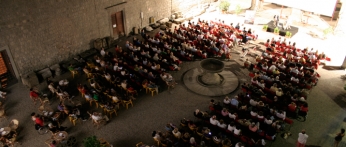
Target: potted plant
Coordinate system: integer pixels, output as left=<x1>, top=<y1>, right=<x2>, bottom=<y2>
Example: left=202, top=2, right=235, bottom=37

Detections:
left=219, top=0, right=230, bottom=13
left=274, top=27, right=280, bottom=35
left=285, top=31, right=292, bottom=38
left=83, top=136, right=103, bottom=147
left=262, top=25, right=268, bottom=31
left=234, top=4, right=242, bottom=15
left=323, top=26, right=333, bottom=39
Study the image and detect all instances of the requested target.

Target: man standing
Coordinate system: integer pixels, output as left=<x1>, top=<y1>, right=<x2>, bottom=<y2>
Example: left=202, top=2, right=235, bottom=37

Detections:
left=297, top=129, right=308, bottom=147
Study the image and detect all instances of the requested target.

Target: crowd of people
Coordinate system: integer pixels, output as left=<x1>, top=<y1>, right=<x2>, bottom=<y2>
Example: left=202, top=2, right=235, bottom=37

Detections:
left=23, top=15, right=338, bottom=147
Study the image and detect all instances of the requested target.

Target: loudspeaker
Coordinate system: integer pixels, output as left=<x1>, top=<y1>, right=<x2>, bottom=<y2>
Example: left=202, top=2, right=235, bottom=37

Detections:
left=342, top=56, right=346, bottom=69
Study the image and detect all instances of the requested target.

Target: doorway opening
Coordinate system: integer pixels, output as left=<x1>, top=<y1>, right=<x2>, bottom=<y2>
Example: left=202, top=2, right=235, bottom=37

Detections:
left=0, top=50, right=18, bottom=88
left=111, top=11, right=125, bottom=38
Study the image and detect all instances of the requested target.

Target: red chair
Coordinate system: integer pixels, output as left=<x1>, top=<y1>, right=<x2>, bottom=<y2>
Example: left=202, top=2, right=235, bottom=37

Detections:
left=233, top=133, right=241, bottom=140
left=284, top=118, right=294, bottom=125
left=265, top=134, right=274, bottom=141
left=326, top=57, right=331, bottom=61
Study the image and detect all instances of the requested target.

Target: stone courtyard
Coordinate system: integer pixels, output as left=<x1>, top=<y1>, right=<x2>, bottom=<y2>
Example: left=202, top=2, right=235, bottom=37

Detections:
left=0, top=0, right=345, bottom=147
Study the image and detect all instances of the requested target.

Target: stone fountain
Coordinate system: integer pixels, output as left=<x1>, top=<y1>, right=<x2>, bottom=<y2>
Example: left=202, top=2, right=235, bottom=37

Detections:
left=183, top=59, right=239, bottom=96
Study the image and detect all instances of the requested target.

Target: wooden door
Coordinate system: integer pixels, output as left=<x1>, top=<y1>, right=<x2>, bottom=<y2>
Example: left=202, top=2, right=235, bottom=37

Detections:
left=0, top=51, right=17, bottom=88
left=111, top=11, right=125, bottom=37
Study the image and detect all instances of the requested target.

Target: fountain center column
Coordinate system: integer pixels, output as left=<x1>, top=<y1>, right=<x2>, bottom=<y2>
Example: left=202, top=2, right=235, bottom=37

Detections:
left=200, top=73, right=221, bottom=85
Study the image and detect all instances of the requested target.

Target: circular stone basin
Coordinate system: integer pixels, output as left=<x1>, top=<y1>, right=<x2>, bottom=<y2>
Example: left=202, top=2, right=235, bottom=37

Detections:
left=200, top=58, right=225, bottom=73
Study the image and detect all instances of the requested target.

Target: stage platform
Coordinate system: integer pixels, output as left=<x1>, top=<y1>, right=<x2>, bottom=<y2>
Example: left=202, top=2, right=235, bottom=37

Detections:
left=266, top=21, right=299, bottom=37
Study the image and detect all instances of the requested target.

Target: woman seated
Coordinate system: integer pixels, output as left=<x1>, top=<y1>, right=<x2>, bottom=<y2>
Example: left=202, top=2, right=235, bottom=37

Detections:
left=233, top=125, right=242, bottom=135
left=221, top=108, right=229, bottom=117
left=48, top=82, right=57, bottom=94
left=227, top=121, right=236, bottom=132
left=187, top=137, right=196, bottom=147
left=257, top=111, right=264, bottom=120
left=249, top=122, right=259, bottom=133
left=172, top=128, right=181, bottom=139
left=152, top=131, right=162, bottom=141
left=213, top=135, right=221, bottom=144
left=210, top=115, right=219, bottom=125
left=276, top=110, right=286, bottom=120
left=217, top=120, right=227, bottom=129
left=88, top=111, right=109, bottom=123
left=238, top=119, right=251, bottom=127
left=250, top=109, right=258, bottom=117
left=223, top=96, right=231, bottom=104
left=182, top=132, right=190, bottom=140
left=222, top=138, right=232, bottom=147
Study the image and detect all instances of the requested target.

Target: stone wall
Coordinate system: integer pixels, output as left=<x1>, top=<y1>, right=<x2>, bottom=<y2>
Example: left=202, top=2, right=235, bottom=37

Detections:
left=0, top=0, right=177, bottom=75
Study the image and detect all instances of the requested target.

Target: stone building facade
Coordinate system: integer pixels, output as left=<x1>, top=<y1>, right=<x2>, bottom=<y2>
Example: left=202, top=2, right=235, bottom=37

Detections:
left=0, top=0, right=210, bottom=77
left=2, top=0, right=343, bottom=78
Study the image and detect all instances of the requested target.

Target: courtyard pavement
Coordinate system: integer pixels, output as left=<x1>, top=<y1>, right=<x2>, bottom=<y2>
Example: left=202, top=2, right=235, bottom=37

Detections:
left=1, top=3, right=346, bottom=147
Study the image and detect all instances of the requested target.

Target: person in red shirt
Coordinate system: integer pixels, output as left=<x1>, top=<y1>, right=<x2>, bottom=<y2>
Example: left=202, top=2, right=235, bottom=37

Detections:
left=30, top=88, right=41, bottom=105
left=35, top=114, right=44, bottom=127
left=299, top=103, right=309, bottom=121
left=288, top=102, right=297, bottom=118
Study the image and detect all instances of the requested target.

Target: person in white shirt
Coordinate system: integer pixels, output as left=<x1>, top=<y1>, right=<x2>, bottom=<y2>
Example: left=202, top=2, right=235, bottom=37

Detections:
left=257, top=80, right=265, bottom=89
left=172, top=128, right=181, bottom=138
left=276, top=110, right=286, bottom=120
left=224, top=96, right=231, bottom=104
left=113, top=63, right=119, bottom=71
left=100, top=48, right=105, bottom=57
left=250, top=110, right=258, bottom=117
left=210, top=115, right=219, bottom=125
left=297, top=130, right=308, bottom=147
left=264, top=116, right=273, bottom=125
left=235, top=142, right=244, bottom=147
left=278, top=63, right=286, bottom=69
left=290, top=67, right=299, bottom=74
left=268, top=65, right=277, bottom=71
left=291, top=77, right=299, bottom=83
left=227, top=122, right=236, bottom=132
left=89, top=112, right=109, bottom=122
left=249, top=98, right=258, bottom=107
left=234, top=126, right=241, bottom=135
left=217, top=120, right=227, bottom=129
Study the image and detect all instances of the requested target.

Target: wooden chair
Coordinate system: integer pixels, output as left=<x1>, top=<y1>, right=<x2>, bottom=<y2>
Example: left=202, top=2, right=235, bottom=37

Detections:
left=147, top=87, right=158, bottom=97
left=213, top=138, right=221, bottom=147
left=112, top=101, right=120, bottom=110
left=105, top=108, right=118, bottom=118
left=127, top=89, right=138, bottom=97
left=196, top=131, right=204, bottom=140
left=161, top=142, right=168, bottom=147
left=9, top=119, right=19, bottom=133
left=70, top=70, right=79, bottom=78
left=142, top=84, right=149, bottom=93
left=87, top=62, right=96, bottom=69
left=122, top=99, right=133, bottom=109
left=182, top=138, right=189, bottom=143
left=69, top=116, right=81, bottom=126
left=99, top=103, right=106, bottom=113
left=136, top=142, right=143, bottom=147
left=45, top=138, right=55, bottom=147
left=99, top=138, right=111, bottom=147
left=91, top=100, right=99, bottom=108
left=0, top=108, right=7, bottom=122
left=92, top=119, right=105, bottom=129
left=153, top=138, right=160, bottom=146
